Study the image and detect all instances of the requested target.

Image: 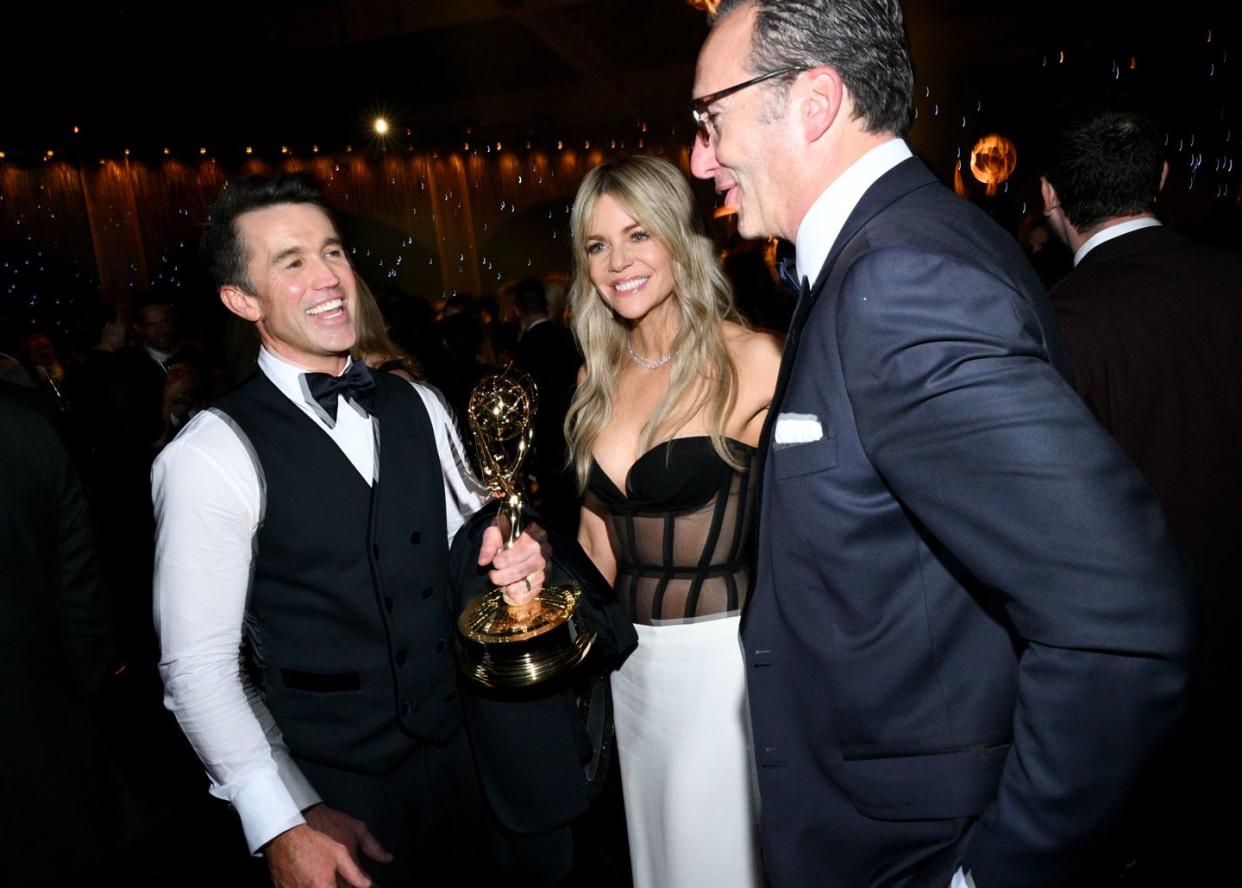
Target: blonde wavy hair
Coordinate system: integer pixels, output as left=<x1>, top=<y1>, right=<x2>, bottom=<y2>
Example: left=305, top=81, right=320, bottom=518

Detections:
left=352, top=275, right=421, bottom=378
left=564, top=155, right=744, bottom=492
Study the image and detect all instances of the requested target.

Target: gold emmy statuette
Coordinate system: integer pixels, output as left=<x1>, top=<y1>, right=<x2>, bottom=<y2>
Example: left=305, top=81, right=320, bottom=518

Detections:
left=456, top=365, right=596, bottom=688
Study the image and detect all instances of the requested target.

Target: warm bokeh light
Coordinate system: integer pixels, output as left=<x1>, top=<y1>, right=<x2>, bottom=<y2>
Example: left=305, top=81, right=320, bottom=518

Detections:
left=969, top=133, right=1018, bottom=196
left=374, top=118, right=390, bottom=136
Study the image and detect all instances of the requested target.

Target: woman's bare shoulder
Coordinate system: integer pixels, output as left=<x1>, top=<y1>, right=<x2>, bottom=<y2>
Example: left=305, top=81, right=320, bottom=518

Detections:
left=724, top=322, right=783, bottom=373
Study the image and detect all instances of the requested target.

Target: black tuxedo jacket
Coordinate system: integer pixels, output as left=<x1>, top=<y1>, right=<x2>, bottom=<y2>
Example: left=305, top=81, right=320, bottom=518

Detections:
left=449, top=498, right=636, bottom=835
left=742, top=158, right=1197, bottom=886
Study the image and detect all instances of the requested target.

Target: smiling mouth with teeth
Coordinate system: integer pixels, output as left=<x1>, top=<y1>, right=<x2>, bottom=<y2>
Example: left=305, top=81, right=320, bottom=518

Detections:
left=305, top=297, right=344, bottom=317
left=614, top=276, right=649, bottom=293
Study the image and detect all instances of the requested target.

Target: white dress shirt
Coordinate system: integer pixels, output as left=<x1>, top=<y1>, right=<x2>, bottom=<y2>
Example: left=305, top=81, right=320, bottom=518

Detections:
left=152, top=347, right=486, bottom=853
left=795, top=140, right=984, bottom=888
left=795, top=138, right=913, bottom=284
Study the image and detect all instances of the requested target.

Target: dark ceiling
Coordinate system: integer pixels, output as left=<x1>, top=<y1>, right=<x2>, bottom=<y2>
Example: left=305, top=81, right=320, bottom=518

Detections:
left=1, top=0, right=1234, bottom=160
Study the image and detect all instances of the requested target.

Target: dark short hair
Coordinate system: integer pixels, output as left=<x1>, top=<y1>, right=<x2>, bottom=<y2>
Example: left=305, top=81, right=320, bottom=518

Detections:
left=131, top=288, right=174, bottom=319
left=513, top=277, right=549, bottom=317
left=200, top=173, right=334, bottom=292
left=713, top=0, right=914, bottom=135
left=1041, top=91, right=1165, bottom=231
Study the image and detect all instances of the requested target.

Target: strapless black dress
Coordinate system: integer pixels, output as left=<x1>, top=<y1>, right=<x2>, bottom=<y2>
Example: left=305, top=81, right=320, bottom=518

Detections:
left=586, top=436, right=764, bottom=888
left=586, top=436, right=757, bottom=625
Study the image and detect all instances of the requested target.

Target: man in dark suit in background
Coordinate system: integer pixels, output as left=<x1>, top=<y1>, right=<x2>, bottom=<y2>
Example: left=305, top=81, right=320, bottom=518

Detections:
left=690, top=2, right=1196, bottom=886
left=1042, top=92, right=1242, bottom=880
left=0, top=386, right=141, bottom=885
left=113, top=292, right=207, bottom=451
left=513, top=276, right=583, bottom=535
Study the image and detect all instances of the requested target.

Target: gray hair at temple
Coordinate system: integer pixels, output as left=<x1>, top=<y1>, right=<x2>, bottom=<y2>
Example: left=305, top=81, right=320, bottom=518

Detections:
left=712, top=0, right=915, bottom=136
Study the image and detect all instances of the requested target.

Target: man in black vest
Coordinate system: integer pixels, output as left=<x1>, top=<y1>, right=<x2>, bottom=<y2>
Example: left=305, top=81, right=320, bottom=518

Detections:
left=153, top=174, right=548, bottom=888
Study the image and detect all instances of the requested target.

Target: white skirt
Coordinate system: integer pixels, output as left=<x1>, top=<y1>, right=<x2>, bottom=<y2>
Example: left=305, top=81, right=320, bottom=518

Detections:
left=611, top=616, right=763, bottom=888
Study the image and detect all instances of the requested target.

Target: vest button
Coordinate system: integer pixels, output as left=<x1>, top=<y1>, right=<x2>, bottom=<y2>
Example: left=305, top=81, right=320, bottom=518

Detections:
left=395, top=649, right=408, bottom=665
left=372, top=544, right=381, bottom=559
left=400, top=701, right=412, bottom=716
left=422, top=586, right=434, bottom=599
left=410, top=530, right=421, bottom=544
left=384, top=596, right=394, bottom=612
left=436, top=638, right=447, bottom=653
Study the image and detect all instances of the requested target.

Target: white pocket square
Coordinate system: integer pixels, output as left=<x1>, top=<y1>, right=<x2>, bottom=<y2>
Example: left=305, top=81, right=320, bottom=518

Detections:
left=773, top=413, right=823, bottom=446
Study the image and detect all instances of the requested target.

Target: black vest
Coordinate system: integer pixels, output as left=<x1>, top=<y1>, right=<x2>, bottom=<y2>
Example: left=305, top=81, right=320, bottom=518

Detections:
left=215, top=369, right=459, bottom=775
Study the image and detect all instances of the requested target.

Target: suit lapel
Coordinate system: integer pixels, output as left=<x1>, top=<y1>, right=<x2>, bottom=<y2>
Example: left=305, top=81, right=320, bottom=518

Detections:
left=765, top=156, right=939, bottom=428
left=748, top=157, right=942, bottom=624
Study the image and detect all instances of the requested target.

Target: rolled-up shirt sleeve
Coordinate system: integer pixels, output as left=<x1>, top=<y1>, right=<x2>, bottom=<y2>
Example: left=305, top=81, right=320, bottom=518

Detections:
left=152, top=409, right=320, bottom=853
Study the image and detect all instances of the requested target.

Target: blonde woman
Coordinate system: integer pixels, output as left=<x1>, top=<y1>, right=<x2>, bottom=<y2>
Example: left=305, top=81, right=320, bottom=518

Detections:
left=567, top=155, right=781, bottom=888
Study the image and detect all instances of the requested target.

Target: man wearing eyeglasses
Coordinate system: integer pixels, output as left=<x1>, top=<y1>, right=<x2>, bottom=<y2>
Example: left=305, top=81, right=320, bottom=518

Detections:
left=690, top=3, right=1196, bottom=886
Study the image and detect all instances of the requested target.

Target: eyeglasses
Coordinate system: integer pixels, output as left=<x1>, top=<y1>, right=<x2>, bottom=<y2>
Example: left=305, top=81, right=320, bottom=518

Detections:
left=691, top=66, right=808, bottom=146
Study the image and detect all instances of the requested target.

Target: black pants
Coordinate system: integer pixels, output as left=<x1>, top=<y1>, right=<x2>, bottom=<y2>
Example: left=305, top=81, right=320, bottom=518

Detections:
left=295, top=729, right=492, bottom=887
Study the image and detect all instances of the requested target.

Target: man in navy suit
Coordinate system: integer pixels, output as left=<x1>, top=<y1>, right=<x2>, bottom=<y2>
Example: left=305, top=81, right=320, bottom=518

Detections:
left=690, top=3, right=1196, bottom=885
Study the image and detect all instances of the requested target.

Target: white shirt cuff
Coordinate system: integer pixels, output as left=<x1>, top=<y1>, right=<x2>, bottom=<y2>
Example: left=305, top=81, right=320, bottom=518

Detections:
left=222, top=768, right=319, bottom=854
left=951, top=866, right=977, bottom=888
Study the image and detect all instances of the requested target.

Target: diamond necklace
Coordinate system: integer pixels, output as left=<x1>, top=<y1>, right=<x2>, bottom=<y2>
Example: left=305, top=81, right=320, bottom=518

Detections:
left=626, top=334, right=673, bottom=370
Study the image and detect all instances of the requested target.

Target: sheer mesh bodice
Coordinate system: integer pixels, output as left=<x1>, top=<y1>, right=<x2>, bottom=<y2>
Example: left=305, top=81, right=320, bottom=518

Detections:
left=586, top=436, right=757, bottom=625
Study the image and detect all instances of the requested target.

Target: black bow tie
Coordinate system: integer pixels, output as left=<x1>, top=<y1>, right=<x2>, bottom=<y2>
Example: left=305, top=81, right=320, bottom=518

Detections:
left=304, top=360, right=377, bottom=424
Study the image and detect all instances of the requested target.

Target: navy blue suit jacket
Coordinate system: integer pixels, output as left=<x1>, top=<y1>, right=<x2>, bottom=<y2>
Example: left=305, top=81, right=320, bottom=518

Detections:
left=742, top=157, right=1196, bottom=887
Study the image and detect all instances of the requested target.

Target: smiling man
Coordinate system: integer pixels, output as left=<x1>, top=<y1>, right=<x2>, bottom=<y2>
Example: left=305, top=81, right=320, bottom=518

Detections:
left=690, top=2, right=1197, bottom=886
left=153, top=174, right=547, bottom=888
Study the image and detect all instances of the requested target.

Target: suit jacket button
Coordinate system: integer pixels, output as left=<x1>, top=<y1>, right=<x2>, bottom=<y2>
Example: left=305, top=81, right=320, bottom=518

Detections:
left=400, top=701, right=412, bottom=716
left=410, top=530, right=421, bottom=544
left=372, top=544, right=381, bottom=559
left=436, top=638, right=447, bottom=653
left=443, top=689, right=457, bottom=702
left=422, top=586, right=434, bottom=599
left=395, top=649, right=408, bottom=665
left=384, top=596, right=394, bottom=612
